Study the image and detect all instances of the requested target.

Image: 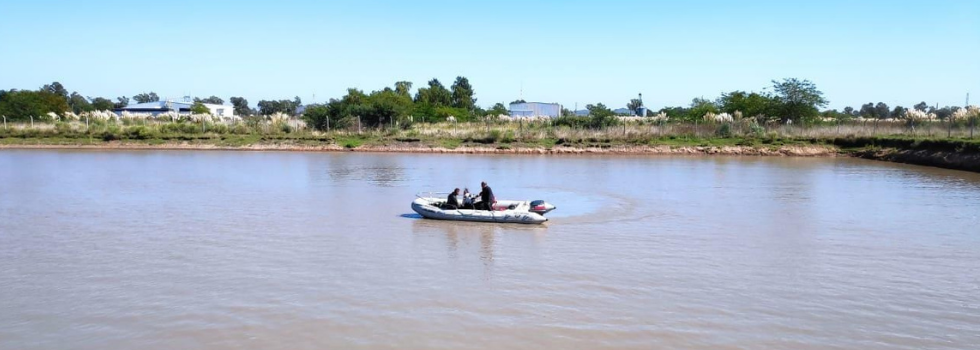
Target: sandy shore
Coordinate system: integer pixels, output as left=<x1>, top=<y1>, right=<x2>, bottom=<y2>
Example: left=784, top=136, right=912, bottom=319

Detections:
left=0, top=142, right=840, bottom=157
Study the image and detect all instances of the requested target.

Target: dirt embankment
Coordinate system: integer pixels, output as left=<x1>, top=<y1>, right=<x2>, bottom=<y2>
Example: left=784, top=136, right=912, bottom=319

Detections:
left=855, top=148, right=980, bottom=173
left=0, top=142, right=839, bottom=157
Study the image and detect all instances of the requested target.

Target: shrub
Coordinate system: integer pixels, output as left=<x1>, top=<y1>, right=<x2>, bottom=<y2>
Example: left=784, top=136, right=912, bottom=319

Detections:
left=126, top=126, right=156, bottom=140
left=715, top=123, right=732, bottom=137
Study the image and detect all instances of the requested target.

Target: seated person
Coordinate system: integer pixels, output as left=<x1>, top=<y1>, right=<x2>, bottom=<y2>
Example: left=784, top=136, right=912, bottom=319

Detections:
left=461, top=188, right=475, bottom=209
left=444, top=188, right=461, bottom=209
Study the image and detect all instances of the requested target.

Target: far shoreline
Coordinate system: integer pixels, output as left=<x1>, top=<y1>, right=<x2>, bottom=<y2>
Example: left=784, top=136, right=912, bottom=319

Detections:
left=3, top=140, right=979, bottom=174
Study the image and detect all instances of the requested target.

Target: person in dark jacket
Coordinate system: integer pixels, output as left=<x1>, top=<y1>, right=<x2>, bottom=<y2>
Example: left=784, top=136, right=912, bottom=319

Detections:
left=445, top=188, right=461, bottom=209
left=478, top=181, right=495, bottom=211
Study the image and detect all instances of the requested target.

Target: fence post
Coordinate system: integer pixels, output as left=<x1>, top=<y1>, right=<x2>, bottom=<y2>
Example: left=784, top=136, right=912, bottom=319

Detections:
left=2, top=115, right=5, bottom=130
left=948, top=119, right=952, bottom=138
left=31, top=116, right=34, bottom=129
left=358, top=115, right=361, bottom=134
left=326, top=116, right=330, bottom=132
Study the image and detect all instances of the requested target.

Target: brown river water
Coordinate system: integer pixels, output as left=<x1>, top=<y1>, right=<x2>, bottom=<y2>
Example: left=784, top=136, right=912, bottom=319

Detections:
left=1, top=150, right=979, bottom=350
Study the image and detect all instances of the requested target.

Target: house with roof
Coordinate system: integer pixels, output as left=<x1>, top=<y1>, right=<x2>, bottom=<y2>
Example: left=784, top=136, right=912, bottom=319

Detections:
left=116, top=99, right=235, bottom=118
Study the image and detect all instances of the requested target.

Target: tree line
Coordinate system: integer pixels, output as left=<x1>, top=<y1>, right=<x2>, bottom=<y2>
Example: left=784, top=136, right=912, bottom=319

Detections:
left=1, top=78, right=973, bottom=128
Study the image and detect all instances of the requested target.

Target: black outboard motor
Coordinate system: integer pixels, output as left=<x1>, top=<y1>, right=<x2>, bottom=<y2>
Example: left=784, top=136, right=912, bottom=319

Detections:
left=529, top=200, right=557, bottom=215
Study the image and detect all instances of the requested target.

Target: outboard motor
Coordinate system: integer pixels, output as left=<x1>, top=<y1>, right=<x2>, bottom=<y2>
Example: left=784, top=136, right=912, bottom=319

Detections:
left=529, top=200, right=557, bottom=215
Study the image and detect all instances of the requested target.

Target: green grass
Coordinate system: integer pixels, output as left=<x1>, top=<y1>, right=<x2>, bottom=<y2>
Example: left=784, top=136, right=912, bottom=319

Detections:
left=437, top=139, right=462, bottom=149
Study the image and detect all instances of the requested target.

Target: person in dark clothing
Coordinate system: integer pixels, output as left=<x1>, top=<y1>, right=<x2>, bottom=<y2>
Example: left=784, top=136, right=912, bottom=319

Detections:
left=445, top=188, right=461, bottom=209
left=478, top=181, right=495, bottom=211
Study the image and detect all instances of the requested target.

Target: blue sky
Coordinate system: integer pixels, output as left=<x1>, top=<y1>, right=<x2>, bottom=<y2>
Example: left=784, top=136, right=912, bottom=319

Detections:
left=1, top=0, right=977, bottom=110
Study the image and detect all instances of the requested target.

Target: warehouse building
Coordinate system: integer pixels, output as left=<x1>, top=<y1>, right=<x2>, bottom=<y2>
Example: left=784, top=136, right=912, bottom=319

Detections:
left=508, top=102, right=561, bottom=118
left=116, top=100, right=234, bottom=117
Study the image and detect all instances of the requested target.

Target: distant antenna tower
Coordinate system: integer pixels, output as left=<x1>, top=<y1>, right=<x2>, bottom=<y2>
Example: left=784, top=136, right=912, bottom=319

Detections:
left=637, top=92, right=646, bottom=116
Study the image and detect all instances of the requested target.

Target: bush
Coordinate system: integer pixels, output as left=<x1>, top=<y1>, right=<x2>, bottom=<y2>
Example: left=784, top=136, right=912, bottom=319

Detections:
left=126, top=126, right=156, bottom=140
left=100, top=131, right=120, bottom=141
left=715, top=123, right=732, bottom=137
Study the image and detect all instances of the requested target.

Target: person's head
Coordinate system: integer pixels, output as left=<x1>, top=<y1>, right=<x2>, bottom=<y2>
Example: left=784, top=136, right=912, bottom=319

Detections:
left=452, top=188, right=460, bottom=195
left=481, top=181, right=487, bottom=188
left=463, top=188, right=469, bottom=194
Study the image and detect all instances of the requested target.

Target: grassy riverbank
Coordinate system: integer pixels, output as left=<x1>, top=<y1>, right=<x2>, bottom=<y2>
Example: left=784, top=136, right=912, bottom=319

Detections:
left=2, top=121, right=979, bottom=172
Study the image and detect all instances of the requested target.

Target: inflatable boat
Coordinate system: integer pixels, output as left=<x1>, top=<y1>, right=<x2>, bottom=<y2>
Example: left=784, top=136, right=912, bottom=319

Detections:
left=411, top=193, right=557, bottom=225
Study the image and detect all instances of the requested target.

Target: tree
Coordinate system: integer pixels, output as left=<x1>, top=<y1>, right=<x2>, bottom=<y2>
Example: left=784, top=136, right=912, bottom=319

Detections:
left=717, top=91, right=778, bottom=119
left=488, top=103, right=508, bottom=116
left=41, top=82, right=69, bottom=101
left=132, top=92, right=159, bottom=103
left=114, top=96, right=129, bottom=109
left=302, top=104, right=331, bottom=131
left=450, top=76, right=476, bottom=110
left=394, top=81, right=413, bottom=99
left=414, top=79, right=451, bottom=107
left=860, top=103, right=876, bottom=119
left=891, top=106, right=905, bottom=120
left=194, top=96, right=224, bottom=105
left=69, top=92, right=93, bottom=114
left=875, top=102, right=890, bottom=120
left=627, top=99, right=643, bottom=115
left=509, top=99, right=526, bottom=105
left=190, top=101, right=210, bottom=115
left=0, top=89, right=70, bottom=121
left=689, top=97, right=718, bottom=122
left=256, top=97, right=302, bottom=115
left=585, top=103, right=617, bottom=128
left=933, top=106, right=955, bottom=121
left=229, top=97, right=251, bottom=116
left=914, top=102, right=929, bottom=112
left=90, top=97, right=115, bottom=111
left=843, top=106, right=856, bottom=116
left=770, top=78, right=828, bottom=123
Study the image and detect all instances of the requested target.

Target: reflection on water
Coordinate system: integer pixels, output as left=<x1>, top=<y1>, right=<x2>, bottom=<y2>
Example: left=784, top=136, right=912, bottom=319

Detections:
left=1, top=150, right=979, bottom=350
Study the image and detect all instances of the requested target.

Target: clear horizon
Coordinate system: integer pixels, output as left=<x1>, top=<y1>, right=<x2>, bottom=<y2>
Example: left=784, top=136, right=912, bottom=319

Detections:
left=1, top=0, right=977, bottom=111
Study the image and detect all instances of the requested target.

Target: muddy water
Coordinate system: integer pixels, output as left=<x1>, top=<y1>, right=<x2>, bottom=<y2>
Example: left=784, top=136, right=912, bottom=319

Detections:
left=1, top=150, right=979, bottom=350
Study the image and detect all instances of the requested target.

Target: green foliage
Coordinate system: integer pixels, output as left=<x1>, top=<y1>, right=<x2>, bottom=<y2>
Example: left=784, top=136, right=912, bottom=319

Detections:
left=229, top=97, right=251, bottom=116
left=69, top=92, right=93, bottom=114
left=190, top=101, right=210, bottom=115
left=414, top=79, right=452, bottom=107
left=488, top=103, right=508, bottom=116
left=126, top=126, right=157, bottom=140
left=90, top=97, right=114, bottom=111
left=257, top=96, right=301, bottom=115
left=0, top=89, right=70, bottom=121
left=771, top=78, right=828, bottom=124
left=394, top=81, right=413, bottom=98
left=450, top=76, right=476, bottom=110
left=717, top=91, right=779, bottom=120
left=688, top=98, right=718, bottom=122
left=194, top=96, right=224, bottom=105
left=114, top=96, right=129, bottom=109
left=433, top=106, right=470, bottom=122
left=715, top=123, right=732, bottom=137
left=627, top=98, right=642, bottom=115
left=302, top=104, right=331, bottom=131
left=132, top=92, right=159, bottom=103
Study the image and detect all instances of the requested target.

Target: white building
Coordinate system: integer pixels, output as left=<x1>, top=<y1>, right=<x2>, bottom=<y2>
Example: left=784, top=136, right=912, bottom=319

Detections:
left=116, top=100, right=235, bottom=118
left=509, top=102, right=561, bottom=118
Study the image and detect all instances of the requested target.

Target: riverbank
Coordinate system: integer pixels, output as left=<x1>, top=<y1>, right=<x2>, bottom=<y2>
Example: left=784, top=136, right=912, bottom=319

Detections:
left=0, top=141, right=838, bottom=156
left=2, top=127, right=979, bottom=172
